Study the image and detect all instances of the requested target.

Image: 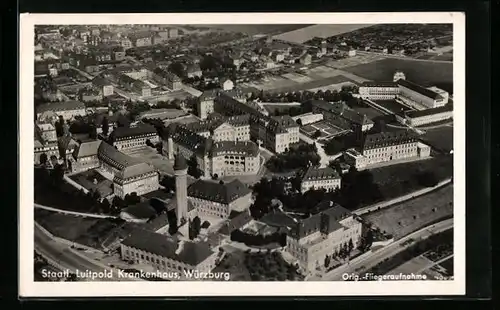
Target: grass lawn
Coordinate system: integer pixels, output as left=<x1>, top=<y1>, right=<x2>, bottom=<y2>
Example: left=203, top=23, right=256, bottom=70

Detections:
left=342, top=58, right=453, bottom=93
left=35, top=209, right=136, bottom=250
left=35, top=209, right=100, bottom=241
left=213, top=251, right=252, bottom=281
left=369, top=155, right=453, bottom=199
left=362, top=184, right=453, bottom=240
left=419, top=126, right=454, bottom=153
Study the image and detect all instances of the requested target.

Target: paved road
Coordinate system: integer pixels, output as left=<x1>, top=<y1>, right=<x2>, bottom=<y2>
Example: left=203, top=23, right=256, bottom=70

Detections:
left=356, top=51, right=453, bottom=64
left=311, top=218, right=453, bottom=281
left=34, top=225, right=119, bottom=281
left=35, top=203, right=117, bottom=219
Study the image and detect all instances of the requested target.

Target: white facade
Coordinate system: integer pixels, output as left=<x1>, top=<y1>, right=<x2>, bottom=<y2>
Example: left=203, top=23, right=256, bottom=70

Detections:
left=398, top=85, right=448, bottom=109
left=285, top=215, right=362, bottom=272
left=222, top=79, right=234, bottom=91
left=292, top=113, right=323, bottom=126
left=189, top=193, right=252, bottom=219
left=197, top=98, right=214, bottom=120
left=113, top=172, right=160, bottom=198
left=359, top=85, right=400, bottom=100
left=120, top=244, right=219, bottom=280
left=301, top=177, right=341, bottom=193
left=406, top=110, right=453, bottom=127
left=113, top=133, right=160, bottom=151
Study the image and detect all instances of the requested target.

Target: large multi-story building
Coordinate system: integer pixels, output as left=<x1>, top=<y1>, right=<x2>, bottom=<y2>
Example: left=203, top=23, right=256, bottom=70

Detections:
left=36, top=100, right=87, bottom=121
left=91, top=77, right=114, bottom=97
left=196, top=89, right=218, bottom=120
left=359, top=81, right=400, bottom=100
left=402, top=105, right=453, bottom=127
left=128, top=32, right=153, bottom=47
left=184, top=114, right=251, bottom=142
left=359, top=72, right=449, bottom=110
left=396, top=79, right=448, bottom=109
left=300, top=166, right=341, bottom=193
left=152, top=67, right=182, bottom=91
left=34, top=122, right=77, bottom=165
left=310, top=100, right=374, bottom=133
left=343, top=130, right=431, bottom=169
left=162, top=123, right=260, bottom=178
left=120, top=231, right=219, bottom=280
left=109, top=123, right=159, bottom=152
left=70, top=140, right=160, bottom=198
left=214, top=92, right=299, bottom=153
left=285, top=202, right=362, bottom=273
left=187, top=179, right=252, bottom=219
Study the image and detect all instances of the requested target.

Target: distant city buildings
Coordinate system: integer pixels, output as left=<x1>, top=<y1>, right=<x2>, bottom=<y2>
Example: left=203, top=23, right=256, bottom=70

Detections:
left=36, top=100, right=87, bottom=121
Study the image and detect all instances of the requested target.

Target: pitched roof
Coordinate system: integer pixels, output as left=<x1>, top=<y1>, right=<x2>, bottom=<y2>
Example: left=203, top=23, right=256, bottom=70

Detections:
left=218, top=209, right=253, bottom=235
left=36, top=100, right=86, bottom=114
left=72, top=139, right=102, bottom=159
left=362, top=130, right=417, bottom=150
left=187, top=179, right=251, bottom=205
left=153, top=67, right=181, bottom=82
left=164, top=123, right=212, bottom=156
left=92, top=76, right=113, bottom=87
left=397, top=79, right=443, bottom=100
left=121, top=229, right=215, bottom=266
left=110, top=123, right=157, bottom=141
left=272, top=115, right=299, bottom=129
left=121, top=201, right=157, bottom=220
left=361, top=81, right=399, bottom=88
left=302, top=166, right=340, bottom=182
left=405, top=105, right=453, bottom=118
left=212, top=141, right=259, bottom=157
left=290, top=202, right=350, bottom=239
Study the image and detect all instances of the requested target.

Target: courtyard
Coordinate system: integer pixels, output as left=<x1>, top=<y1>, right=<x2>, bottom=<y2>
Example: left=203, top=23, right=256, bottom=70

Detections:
left=301, top=120, right=350, bottom=140
left=69, top=169, right=113, bottom=198
left=125, top=147, right=175, bottom=176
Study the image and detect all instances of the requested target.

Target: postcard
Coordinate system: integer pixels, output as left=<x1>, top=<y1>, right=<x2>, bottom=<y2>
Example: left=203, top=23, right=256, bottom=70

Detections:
left=19, top=12, right=465, bottom=297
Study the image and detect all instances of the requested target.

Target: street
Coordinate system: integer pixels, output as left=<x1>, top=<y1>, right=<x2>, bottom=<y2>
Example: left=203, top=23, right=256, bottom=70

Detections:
left=310, top=218, right=453, bottom=281
left=34, top=224, right=133, bottom=281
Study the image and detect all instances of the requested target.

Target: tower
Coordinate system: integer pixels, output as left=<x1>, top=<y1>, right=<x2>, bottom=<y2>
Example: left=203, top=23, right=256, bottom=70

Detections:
left=174, top=154, right=188, bottom=227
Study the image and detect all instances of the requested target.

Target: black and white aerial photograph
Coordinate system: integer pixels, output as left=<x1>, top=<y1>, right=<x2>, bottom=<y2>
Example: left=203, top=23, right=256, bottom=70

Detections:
left=20, top=12, right=465, bottom=297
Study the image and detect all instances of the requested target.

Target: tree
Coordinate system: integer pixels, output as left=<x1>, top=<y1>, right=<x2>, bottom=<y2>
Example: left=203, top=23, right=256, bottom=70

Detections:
left=101, top=116, right=109, bottom=136
left=49, top=155, right=58, bottom=168
left=324, top=255, right=331, bottom=268
left=100, top=198, right=111, bottom=214
left=187, top=154, right=202, bottom=178
left=296, top=118, right=303, bottom=126
left=39, top=153, right=48, bottom=166
left=219, top=180, right=224, bottom=185
left=192, top=216, right=201, bottom=238
left=348, top=238, right=354, bottom=253
left=313, top=130, right=321, bottom=139
left=167, top=210, right=179, bottom=235
left=160, top=175, right=176, bottom=193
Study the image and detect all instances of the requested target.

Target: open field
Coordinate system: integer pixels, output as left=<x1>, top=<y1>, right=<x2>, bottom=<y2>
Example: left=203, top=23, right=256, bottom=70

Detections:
left=342, top=58, right=453, bottom=93
left=35, top=209, right=99, bottom=241
left=386, top=255, right=435, bottom=275
left=273, top=24, right=373, bottom=43
left=362, top=184, right=453, bottom=240
left=369, top=155, right=453, bottom=199
left=419, top=126, right=454, bottom=153
left=162, top=114, right=200, bottom=126
left=324, top=54, right=387, bottom=69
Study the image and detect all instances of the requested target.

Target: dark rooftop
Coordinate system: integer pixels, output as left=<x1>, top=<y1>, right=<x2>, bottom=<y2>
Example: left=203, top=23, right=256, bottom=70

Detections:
left=362, top=130, right=417, bottom=150
left=405, top=105, right=453, bottom=118
left=397, top=79, right=443, bottom=100
left=302, top=166, right=340, bottom=182
left=110, top=123, right=157, bottom=141
left=187, top=179, right=251, bottom=205
left=121, top=229, right=215, bottom=266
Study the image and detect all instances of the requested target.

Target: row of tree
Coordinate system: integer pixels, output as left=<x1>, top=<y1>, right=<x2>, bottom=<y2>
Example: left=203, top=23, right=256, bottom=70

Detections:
left=324, top=239, right=355, bottom=268
left=265, top=143, right=321, bottom=173
left=230, top=229, right=287, bottom=247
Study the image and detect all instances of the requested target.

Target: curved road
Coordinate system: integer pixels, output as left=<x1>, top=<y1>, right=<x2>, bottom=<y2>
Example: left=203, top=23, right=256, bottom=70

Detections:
left=34, top=224, right=121, bottom=282
left=310, top=218, right=453, bottom=281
